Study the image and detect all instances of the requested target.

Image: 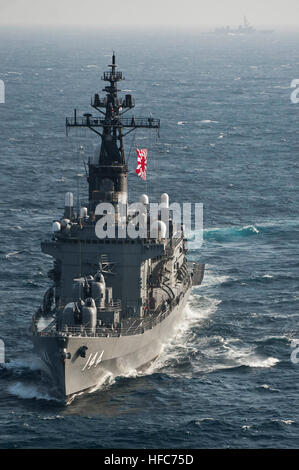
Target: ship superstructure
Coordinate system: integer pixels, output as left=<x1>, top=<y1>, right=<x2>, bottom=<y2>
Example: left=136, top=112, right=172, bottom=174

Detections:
left=30, top=54, right=204, bottom=398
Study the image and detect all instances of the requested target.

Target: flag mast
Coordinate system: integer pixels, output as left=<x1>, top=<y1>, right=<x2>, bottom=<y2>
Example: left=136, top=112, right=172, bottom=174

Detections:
left=66, top=53, right=160, bottom=212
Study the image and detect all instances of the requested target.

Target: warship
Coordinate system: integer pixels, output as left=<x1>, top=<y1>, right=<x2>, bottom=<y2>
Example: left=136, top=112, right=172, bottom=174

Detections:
left=30, top=54, right=205, bottom=399
left=213, top=16, right=274, bottom=35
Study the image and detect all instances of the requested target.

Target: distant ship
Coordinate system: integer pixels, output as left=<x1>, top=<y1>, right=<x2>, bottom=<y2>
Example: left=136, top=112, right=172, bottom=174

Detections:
left=213, top=16, right=274, bottom=35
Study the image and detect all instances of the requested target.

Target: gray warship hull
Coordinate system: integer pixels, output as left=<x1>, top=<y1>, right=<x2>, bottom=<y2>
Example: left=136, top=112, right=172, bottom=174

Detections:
left=32, top=287, right=191, bottom=398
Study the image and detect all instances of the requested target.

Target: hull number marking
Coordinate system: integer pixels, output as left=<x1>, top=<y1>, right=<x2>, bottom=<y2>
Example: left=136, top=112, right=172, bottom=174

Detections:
left=82, top=350, right=104, bottom=371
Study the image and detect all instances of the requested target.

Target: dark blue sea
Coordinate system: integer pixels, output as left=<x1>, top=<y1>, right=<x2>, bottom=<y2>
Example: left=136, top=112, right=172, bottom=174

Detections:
left=0, top=27, right=299, bottom=449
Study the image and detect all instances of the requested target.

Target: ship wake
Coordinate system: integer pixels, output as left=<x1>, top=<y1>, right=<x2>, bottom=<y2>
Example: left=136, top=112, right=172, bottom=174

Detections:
left=111, top=293, right=220, bottom=381
left=3, top=356, right=63, bottom=402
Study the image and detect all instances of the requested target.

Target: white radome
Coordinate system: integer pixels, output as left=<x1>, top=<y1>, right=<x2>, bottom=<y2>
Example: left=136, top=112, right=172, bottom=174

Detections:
left=52, top=221, right=61, bottom=233
left=64, top=192, right=74, bottom=207
left=160, top=193, right=169, bottom=208
left=140, top=194, right=149, bottom=205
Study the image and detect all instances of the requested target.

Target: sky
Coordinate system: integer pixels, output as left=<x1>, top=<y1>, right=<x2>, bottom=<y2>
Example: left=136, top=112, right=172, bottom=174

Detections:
left=0, top=0, right=298, bottom=28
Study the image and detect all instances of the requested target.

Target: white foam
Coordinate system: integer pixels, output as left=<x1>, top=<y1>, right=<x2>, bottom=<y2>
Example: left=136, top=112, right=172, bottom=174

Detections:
left=195, top=418, right=216, bottom=425
left=190, top=333, right=280, bottom=374
left=41, top=415, right=64, bottom=420
left=66, top=371, right=116, bottom=405
left=219, top=340, right=280, bottom=369
left=186, top=294, right=221, bottom=323
left=261, top=384, right=270, bottom=389
left=5, top=251, right=21, bottom=258
left=258, top=384, right=280, bottom=392
left=88, top=371, right=115, bottom=393
left=4, top=356, right=45, bottom=372
left=201, top=270, right=231, bottom=287
left=277, top=419, right=294, bottom=425
left=8, top=382, right=59, bottom=402
left=241, top=356, right=279, bottom=368
left=242, top=225, right=259, bottom=233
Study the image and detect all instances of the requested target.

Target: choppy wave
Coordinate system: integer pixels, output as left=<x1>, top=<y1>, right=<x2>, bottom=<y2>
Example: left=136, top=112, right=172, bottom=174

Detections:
left=1, top=357, right=47, bottom=379
left=204, top=224, right=260, bottom=241
left=66, top=371, right=116, bottom=405
left=190, top=333, right=280, bottom=374
left=201, top=271, right=232, bottom=287
left=256, top=384, right=280, bottom=393
left=188, top=219, right=299, bottom=249
left=7, top=382, right=60, bottom=402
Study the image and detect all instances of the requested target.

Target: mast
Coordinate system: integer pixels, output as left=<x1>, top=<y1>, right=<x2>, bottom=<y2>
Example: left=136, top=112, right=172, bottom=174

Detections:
left=66, top=53, right=160, bottom=213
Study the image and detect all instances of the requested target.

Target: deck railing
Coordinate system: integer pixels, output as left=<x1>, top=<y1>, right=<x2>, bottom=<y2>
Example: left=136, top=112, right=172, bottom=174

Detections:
left=34, top=303, right=177, bottom=338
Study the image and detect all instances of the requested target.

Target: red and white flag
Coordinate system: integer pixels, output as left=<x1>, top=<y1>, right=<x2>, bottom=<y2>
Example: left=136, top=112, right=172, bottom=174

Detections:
left=136, top=148, right=148, bottom=181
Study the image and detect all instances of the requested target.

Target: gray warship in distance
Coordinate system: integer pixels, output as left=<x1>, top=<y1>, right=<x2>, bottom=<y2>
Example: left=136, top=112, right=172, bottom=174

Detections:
left=30, top=54, right=205, bottom=399
left=213, top=16, right=274, bottom=35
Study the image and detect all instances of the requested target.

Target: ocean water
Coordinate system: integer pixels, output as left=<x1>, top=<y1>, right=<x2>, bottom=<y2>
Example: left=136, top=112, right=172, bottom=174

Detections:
left=0, top=27, right=299, bottom=449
